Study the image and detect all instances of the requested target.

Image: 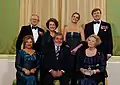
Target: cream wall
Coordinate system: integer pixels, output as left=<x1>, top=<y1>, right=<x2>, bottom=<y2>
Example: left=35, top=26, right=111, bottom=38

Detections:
left=0, top=55, right=119, bottom=85
left=0, top=58, right=16, bottom=85
left=19, top=0, right=106, bottom=32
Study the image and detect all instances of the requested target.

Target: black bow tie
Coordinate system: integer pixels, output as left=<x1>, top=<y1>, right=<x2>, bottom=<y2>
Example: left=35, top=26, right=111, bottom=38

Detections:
left=32, top=26, right=38, bottom=30
left=93, top=21, right=100, bottom=24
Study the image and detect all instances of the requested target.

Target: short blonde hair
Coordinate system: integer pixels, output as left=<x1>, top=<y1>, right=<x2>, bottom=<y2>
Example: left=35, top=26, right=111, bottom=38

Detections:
left=86, top=34, right=102, bottom=46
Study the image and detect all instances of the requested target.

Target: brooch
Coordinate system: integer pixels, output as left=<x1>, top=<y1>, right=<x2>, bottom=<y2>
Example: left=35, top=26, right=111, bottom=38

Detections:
left=101, top=25, right=108, bottom=31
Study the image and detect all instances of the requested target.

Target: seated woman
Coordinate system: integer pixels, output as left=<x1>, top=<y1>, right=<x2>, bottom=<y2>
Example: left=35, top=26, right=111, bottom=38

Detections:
left=15, top=35, right=40, bottom=85
left=76, top=34, right=106, bottom=85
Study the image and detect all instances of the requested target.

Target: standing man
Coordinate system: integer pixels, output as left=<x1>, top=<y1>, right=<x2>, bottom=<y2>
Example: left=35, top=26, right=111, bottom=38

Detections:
left=43, top=33, right=72, bottom=85
left=84, top=8, right=113, bottom=84
left=16, top=14, right=44, bottom=53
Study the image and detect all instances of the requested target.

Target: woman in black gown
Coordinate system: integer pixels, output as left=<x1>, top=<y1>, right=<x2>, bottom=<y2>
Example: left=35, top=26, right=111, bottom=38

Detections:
left=41, top=18, right=59, bottom=84
left=76, top=34, right=106, bottom=85
left=63, top=12, right=85, bottom=85
left=41, top=18, right=59, bottom=49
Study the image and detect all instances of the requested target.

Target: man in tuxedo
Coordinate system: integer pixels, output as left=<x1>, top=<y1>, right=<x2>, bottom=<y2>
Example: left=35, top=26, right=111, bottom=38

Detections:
left=84, top=8, right=113, bottom=60
left=16, top=14, right=44, bottom=53
left=43, top=33, right=72, bottom=85
left=84, top=8, right=113, bottom=84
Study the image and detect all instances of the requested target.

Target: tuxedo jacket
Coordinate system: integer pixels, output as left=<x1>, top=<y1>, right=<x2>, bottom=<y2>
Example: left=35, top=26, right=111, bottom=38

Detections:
left=84, top=21, right=113, bottom=58
left=16, top=25, right=44, bottom=53
left=43, top=43, right=72, bottom=75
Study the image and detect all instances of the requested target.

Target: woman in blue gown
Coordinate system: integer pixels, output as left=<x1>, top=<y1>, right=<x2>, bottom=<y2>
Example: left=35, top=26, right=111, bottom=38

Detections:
left=15, top=35, right=40, bottom=85
left=76, top=34, right=106, bottom=85
left=63, top=12, right=85, bottom=85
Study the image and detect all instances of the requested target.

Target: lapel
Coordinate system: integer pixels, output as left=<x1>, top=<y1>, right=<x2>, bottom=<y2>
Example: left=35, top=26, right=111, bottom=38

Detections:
left=27, top=25, right=33, bottom=35
left=97, top=21, right=104, bottom=36
left=51, top=44, right=56, bottom=57
left=35, top=28, right=41, bottom=43
left=91, top=21, right=94, bottom=34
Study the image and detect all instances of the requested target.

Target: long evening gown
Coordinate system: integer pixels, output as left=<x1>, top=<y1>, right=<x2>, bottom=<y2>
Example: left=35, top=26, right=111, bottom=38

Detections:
left=15, top=50, right=40, bottom=85
left=66, top=32, right=81, bottom=85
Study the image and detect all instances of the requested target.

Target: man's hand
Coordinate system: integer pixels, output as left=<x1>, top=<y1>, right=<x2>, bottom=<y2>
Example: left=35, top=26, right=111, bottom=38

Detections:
left=50, top=70, right=57, bottom=77
left=56, top=70, right=63, bottom=77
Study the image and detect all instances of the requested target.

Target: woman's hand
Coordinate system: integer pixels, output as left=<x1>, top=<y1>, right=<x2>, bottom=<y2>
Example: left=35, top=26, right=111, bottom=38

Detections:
left=30, top=68, right=36, bottom=74
left=71, top=47, right=79, bottom=55
left=92, top=69, right=100, bottom=74
left=80, top=68, right=87, bottom=74
left=71, top=44, right=83, bottom=55
left=80, top=68, right=94, bottom=76
left=22, top=68, right=30, bottom=75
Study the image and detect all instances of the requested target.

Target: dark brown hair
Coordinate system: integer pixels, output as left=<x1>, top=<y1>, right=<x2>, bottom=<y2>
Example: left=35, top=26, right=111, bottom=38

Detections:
left=91, top=8, right=102, bottom=15
left=53, top=32, right=63, bottom=40
left=72, top=12, right=80, bottom=20
left=22, top=35, right=34, bottom=48
left=46, top=18, right=58, bottom=29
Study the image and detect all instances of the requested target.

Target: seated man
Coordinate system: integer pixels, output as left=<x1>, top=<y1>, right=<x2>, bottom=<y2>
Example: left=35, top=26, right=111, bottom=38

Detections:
left=43, top=33, right=72, bottom=85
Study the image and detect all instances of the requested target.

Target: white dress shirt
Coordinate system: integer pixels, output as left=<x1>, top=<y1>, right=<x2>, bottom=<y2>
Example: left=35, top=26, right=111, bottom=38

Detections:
left=31, top=25, right=39, bottom=43
left=55, top=45, right=60, bottom=53
left=93, top=20, right=101, bottom=35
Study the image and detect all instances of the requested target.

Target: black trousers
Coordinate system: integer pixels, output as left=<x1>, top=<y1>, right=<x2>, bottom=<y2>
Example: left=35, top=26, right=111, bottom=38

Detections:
left=43, top=73, right=69, bottom=85
left=71, top=55, right=77, bottom=85
left=39, top=53, right=45, bottom=85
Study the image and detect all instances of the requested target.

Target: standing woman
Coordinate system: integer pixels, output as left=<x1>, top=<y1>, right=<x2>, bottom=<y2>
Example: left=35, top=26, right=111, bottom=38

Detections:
left=15, top=35, right=40, bottom=85
left=63, top=12, right=85, bottom=85
left=40, top=18, right=59, bottom=85
left=41, top=18, right=59, bottom=48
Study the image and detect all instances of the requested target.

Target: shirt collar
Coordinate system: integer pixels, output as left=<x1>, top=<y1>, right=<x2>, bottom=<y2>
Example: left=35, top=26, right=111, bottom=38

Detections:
left=93, top=20, right=101, bottom=24
left=31, top=25, right=38, bottom=28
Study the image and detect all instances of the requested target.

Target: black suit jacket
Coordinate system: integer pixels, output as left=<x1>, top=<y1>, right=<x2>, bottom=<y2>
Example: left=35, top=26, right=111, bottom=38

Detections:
left=43, top=43, right=72, bottom=75
left=16, top=25, right=44, bottom=53
left=84, top=21, right=113, bottom=58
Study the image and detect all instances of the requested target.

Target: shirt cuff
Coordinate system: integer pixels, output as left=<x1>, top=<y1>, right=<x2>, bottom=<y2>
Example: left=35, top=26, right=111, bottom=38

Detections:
left=61, top=70, right=65, bottom=73
left=49, top=69, right=53, bottom=72
left=107, top=54, right=112, bottom=57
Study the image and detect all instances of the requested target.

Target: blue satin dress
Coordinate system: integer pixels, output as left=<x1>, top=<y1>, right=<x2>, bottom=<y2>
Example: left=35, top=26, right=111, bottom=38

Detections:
left=15, top=50, right=40, bottom=85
